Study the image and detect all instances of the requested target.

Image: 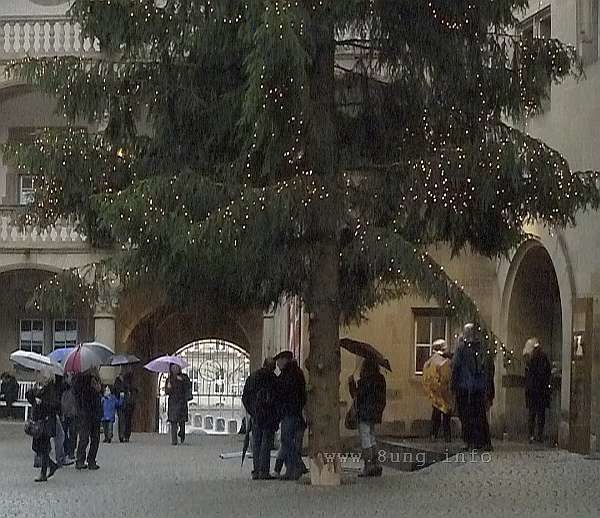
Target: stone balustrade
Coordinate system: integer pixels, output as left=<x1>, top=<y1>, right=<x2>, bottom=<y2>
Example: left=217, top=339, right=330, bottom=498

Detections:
left=0, top=16, right=100, bottom=60
left=0, top=207, right=88, bottom=249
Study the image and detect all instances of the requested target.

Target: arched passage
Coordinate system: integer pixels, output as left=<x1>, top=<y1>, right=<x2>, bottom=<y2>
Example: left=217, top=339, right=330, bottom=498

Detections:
left=157, top=339, right=250, bottom=435
left=505, top=244, right=562, bottom=440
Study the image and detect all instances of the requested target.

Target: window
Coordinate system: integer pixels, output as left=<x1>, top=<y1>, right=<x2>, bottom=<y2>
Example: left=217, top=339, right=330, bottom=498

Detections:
left=20, top=319, right=44, bottom=354
left=578, top=0, right=599, bottom=65
left=413, top=310, right=448, bottom=375
left=53, top=319, right=78, bottom=349
left=18, top=175, right=35, bottom=205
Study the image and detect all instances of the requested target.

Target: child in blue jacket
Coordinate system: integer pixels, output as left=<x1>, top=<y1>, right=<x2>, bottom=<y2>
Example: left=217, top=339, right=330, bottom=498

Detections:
left=101, top=385, right=123, bottom=444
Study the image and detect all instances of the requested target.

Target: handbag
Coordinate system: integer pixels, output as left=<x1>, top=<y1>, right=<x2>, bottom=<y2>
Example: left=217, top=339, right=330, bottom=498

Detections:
left=344, top=400, right=358, bottom=430
left=24, top=419, right=45, bottom=439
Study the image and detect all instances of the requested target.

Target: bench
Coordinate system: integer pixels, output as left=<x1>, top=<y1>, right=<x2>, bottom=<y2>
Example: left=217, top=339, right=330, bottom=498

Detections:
left=0, top=380, right=35, bottom=420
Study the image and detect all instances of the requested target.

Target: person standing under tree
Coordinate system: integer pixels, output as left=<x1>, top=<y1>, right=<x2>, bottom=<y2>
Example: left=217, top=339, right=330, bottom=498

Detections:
left=524, top=339, right=552, bottom=443
left=74, top=368, right=102, bottom=470
left=274, top=351, right=307, bottom=481
left=422, top=339, right=453, bottom=443
left=348, top=359, right=387, bottom=477
left=242, top=358, right=279, bottom=480
left=451, top=324, right=494, bottom=452
left=165, top=364, right=192, bottom=445
left=1, top=371, right=19, bottom=419
left=114, top=370, right=137, bottom=443
left=25, top=368, right=59, bottom=482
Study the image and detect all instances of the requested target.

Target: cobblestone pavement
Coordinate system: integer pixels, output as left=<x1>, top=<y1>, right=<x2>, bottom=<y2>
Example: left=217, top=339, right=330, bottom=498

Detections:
left=1, top=421, right=600, bottom=518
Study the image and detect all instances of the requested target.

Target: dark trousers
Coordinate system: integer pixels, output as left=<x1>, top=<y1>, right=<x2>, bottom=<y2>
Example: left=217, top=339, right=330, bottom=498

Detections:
left=118, top=408, right=134, bottom=441
left=280, top=415, right=303, bottom=479
left=77, top=417, right=100, bottom=466
left=252, top=425, right=275, bottom=476
left=528, top=407, right=546, bottom=440
left=456, top=390, right=491, bottom=449
left=102, top=421, right=114, bottom=442
left=431, top=407, right=451, bottom=441
left=170, top=420, right=185, bottom=445
left=62, top=416, right=78, bottom=458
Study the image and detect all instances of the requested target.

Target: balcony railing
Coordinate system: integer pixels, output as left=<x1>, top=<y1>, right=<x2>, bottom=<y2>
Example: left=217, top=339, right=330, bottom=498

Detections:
left=0, top=206, right=88, bottom=249
left=0, top=16, right=100, bottom=60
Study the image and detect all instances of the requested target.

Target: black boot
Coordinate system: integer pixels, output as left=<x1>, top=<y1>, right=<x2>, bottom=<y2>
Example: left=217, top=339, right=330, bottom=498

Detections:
left=358, top=448, right=371, bottom=478
left=274, top=458, right=284, bottom=476
left=35, top=456, right=48, bottom=482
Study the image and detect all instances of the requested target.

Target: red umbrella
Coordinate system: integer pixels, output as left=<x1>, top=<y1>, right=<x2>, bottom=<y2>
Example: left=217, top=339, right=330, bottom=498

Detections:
left=340, top=338, right=392, bottom=371
left=64, top=342, right=114, bottom=374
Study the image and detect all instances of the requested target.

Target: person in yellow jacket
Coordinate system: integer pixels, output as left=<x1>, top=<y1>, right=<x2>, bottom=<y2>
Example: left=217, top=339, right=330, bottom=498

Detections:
left=422, top=339, right=453, bottom=443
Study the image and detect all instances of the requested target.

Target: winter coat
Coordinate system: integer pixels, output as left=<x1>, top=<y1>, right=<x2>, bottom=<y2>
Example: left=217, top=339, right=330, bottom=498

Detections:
left=525, top=348, right=552, bottom=411
left=114, top=374, right=137, bottom=412
left=276, top=361, right=306, bottom=419
left=61, top=387, right=79, bottom=419
left=242, top=367, right=278, bottom=430
left=349, top=372, right=387, bottom=424
left=1, top=374, right=18, bottom=405
left=73, top=373, right=102, bottom=422
left=451, top=341, right=493, bottom=398
left=26, top=382, right=59, bottom=454
left=166, top=373, right=192, bottom=423
left=102, top=394, right=123, bottom=422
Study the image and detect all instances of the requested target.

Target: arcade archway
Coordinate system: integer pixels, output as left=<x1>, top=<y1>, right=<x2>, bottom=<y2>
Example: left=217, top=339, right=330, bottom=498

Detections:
left=157, top=339, right=250, bottom=435
left=505, top=244, right=562, bottom=441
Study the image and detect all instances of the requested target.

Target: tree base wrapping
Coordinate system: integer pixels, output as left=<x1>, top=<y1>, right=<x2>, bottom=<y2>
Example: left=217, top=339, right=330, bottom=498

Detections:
left=309, top=454, right=342, bottom=486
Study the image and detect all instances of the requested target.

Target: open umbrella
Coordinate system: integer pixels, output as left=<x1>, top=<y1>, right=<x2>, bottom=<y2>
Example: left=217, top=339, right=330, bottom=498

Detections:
left=144, top=355, right=188, bottom=373
left=9, top=350, right=63, bottom=376
left=64, top=342, right=114, bottom=374
left=48, top=347, right=76, bottom=364
left=339, top=338, right=392, bottom=371
left=108, top=354, right=141, bottom=366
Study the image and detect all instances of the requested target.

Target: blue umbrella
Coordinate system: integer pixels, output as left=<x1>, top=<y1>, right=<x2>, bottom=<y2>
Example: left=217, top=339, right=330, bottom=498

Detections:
left=48, top=347, right=76, bottom=364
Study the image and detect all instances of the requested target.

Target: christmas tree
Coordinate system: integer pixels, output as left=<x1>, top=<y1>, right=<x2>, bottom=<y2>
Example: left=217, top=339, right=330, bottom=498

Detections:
left=4, top=1, right=599, bottom=484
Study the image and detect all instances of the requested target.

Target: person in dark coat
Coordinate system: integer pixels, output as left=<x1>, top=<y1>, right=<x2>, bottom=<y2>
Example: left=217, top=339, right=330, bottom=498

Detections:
left=73, top=369, right=102, bottom=470
left=26, top=368, right=59, bottom=482
left=274, top=351, right=307, bottom=481
left=451, top=324, right=494, bottom=451
left=165, top=363, right=192, bottom=446
left=1, top=371, right=19, bottom=419
left=114, top=370, right=137, bottom=443
left=61, top=375, right=79, bottom=462
left=525, top=341, right=552, bottom=443
left=349, top=358, right=387, bottom=477
left=242, top=357, right=278, bottom=480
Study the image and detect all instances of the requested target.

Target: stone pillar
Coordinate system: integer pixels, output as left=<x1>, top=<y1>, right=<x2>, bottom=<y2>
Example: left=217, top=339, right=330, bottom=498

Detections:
left=94, top=306, right=116, bottom=350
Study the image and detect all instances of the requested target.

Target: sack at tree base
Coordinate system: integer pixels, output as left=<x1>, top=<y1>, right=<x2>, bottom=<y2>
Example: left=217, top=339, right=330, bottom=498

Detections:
left=422, top=354, right=453, bottom=415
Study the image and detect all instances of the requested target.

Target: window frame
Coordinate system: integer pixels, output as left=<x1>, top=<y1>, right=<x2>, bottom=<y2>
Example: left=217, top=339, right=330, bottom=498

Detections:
left=52, top=318, right=79, bottom=350
left=413, top=309, right=449, bottom=376
left=19, top=318, right=45, bottom=355
left=18, top=175, right=36, bottom=206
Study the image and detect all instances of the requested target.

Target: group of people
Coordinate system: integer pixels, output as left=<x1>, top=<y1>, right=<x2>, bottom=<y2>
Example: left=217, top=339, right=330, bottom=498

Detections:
left=24, top=367, right=137, bottom=482
left=424, top=323, right=554, bottom=451
left=242, top=350, right=308, bottom=481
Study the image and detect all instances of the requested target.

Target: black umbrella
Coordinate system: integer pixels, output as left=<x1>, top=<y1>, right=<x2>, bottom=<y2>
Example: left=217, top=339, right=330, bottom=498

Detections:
left=340, top=338, right=392, bottom=371
left=241, top=417, right=252, bottom=468
left=108, top=354, right=141, bottom=366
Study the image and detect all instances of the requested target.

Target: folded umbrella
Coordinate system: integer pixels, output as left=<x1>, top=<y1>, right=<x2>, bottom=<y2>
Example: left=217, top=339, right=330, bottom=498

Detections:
left=64, top=342, right=114, bottom=374
left=108, top=354, right=141, bottom=366
left=48, top=347, right=76, bottom=364
left=339, top=338, right=392, bottom=371
left=144, top=355, right=188, bottom=373
left=10, top=350, right=63, bottom=376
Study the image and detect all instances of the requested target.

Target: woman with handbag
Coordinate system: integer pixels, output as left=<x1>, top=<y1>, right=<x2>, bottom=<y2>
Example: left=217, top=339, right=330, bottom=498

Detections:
left=348, top=359, right=387, bottom=477
left=25, top=368, right=60, bottom=482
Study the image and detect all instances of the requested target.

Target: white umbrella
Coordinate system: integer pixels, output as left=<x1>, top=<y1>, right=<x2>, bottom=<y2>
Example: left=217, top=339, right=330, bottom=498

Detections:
left=9, top=350, right=63, bottom=375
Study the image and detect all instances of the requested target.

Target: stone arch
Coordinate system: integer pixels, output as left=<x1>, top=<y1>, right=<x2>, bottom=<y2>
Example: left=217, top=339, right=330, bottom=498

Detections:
left=120, top=300, right=263, bottom=432
left=496, top=232, right=574, bottom=444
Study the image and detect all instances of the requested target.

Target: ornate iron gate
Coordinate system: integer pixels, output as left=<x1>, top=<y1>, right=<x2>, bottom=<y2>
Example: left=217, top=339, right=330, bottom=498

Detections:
left=158, top=339, right=250, bottom=435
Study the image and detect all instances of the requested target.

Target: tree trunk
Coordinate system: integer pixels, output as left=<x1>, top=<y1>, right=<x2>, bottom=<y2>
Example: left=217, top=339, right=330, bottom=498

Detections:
left=303, top=13, right=342, bottom=486
left=305, top=241, right=342, bottom=486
